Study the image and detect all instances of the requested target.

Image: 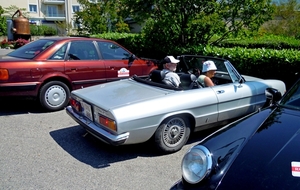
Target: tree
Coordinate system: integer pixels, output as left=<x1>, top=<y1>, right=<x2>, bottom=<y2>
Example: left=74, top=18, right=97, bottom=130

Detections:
left=120, top=0, right=274, bottom=49
left=261, top=0, right=300, bottom=38
left=4, top=5, right=29, bottom=19
left=0, top=6, right=6, bottom=36
left=75, top=0, right=129, bottom=34
left=55, top=21, right=73, bottom=36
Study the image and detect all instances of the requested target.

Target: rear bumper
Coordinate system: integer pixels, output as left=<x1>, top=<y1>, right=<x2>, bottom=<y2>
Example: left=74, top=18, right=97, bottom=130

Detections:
left=66, top=106, right=129, bottom=146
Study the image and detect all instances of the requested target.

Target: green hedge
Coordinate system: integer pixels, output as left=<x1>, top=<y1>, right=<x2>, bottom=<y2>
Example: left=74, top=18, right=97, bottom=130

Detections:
left=30, top=25, right=57, bottom=36
left=199, top=46, right=299, bottom=89
left=171, top=45, right=299, bottom=90
left=214, top=35, right=300, bottom=50
left=94, top=33, right=299, bottom=89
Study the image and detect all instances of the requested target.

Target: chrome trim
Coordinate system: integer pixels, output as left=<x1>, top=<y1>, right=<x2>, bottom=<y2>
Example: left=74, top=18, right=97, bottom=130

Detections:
left=66, top=106, right=129, bottom=146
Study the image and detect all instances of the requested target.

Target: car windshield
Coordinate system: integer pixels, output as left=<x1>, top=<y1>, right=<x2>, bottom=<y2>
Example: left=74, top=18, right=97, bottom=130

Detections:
left=7, top=39, right=56, bottom=59
left=180, top=55, right=243, bottom=83
left=280, top=79, right=300, bottom=110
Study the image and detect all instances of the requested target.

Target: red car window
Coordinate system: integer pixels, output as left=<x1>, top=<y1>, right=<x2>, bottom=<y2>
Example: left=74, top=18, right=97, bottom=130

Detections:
left=67, top=41, right=99, bottom=60
left=49, top=43, right=68, bottom=60
left=97, top=41, right=130, bottom=60
left=7, top=39, right=56, bottom=59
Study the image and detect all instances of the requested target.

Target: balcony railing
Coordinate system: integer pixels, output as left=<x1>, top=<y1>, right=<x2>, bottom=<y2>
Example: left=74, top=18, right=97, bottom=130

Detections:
left=44, top=13, right=66, bottom=21
left=42, top=0, right=65, bottom=5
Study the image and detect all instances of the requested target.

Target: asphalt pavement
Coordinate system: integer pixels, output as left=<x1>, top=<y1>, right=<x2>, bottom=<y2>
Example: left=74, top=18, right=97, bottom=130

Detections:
left=0, top=99, right=216, bottom=190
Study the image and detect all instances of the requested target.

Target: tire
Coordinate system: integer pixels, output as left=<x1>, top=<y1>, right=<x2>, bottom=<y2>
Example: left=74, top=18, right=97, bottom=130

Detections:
left=154, top=116, right=191, bottom=153
left=39, top=81, right=70, bottom=111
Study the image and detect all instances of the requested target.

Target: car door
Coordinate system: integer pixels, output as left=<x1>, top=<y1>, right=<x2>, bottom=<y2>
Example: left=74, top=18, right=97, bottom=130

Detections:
left=180, top=55, right=258, bottom=122
left=211, top=82, right=257, bottom=122
left=191, top=87, right=219, bottom=128
left=212, top=61, right=258, bottom=122
left=96, top=41, right=143, bottom=81
left=62, top=41, right=106, bottom=89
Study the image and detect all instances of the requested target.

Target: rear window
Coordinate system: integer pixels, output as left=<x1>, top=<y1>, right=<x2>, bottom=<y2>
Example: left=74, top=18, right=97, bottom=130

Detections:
left=7, top=39, right=56, bottom=59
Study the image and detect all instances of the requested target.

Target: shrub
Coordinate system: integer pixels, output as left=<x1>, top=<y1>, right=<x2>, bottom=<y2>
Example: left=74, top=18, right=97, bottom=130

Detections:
left=30, top=25, right=57, bottom=36
left=0, top=39, right=13, bottom=48
left=30, top=25, right=39, bottom=36
left=14, top=38, right=29, bottom=48
left=43, top=26, right=57, bottom=36
left=0, top=38, right=29, bottom=49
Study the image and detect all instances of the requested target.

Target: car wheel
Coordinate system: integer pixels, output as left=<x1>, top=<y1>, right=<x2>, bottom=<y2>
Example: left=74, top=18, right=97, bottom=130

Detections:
left=39, top=81, right=70, bottom=111
left=154, top=116, right=191, bottom=153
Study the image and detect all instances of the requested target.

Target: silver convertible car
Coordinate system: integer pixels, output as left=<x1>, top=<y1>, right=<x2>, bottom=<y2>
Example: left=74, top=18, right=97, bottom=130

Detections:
left=66, top=55, right=286, bottom=153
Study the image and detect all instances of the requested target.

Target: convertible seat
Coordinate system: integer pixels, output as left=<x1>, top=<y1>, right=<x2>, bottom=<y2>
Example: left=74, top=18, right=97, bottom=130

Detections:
left=150, top=70, right=166, bottom=83
left=149, top=70, right=176, bottom=87
left=180, top=74, right=199, bottom=90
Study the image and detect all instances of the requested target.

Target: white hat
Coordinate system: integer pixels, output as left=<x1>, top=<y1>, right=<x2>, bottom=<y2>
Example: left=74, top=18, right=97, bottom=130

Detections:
left=202, top=60, right=217, bottom=72
left=164, top=56, right=180, bottom=64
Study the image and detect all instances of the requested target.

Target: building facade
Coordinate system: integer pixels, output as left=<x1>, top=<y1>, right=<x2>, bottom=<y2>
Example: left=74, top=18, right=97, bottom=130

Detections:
left=2, top=0, right=80, bottom=30
left=1, top=0, right=141, bottom=35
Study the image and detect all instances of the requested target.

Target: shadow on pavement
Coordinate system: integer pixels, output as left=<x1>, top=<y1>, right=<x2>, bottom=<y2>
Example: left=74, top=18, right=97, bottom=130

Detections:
left=50, top=125, right=159, bottom=168
left=0, top=97, right=46, bottom=115
left=50, top=124, right=218, bottom=168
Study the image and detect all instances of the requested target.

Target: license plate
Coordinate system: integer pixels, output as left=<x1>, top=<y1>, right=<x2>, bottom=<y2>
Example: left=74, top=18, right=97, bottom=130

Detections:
left=81, top=101, right=93, bottom=121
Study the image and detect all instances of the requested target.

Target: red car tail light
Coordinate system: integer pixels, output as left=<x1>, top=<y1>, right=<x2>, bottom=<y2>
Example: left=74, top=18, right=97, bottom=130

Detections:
left=0, top=69, right=9, bottom=80
left=69, top=98, right=82, bottom=112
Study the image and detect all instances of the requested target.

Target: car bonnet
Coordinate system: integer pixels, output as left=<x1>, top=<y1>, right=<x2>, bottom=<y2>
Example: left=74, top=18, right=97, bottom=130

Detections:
left=71, top=79, right=174, bottom=110
left=217, top=107, right=300, bottom=189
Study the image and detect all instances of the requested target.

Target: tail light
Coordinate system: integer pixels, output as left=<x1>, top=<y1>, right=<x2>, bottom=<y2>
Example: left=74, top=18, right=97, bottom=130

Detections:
left=99, top=115, right=117, bottom=131
left=69, top=98, right=82, bottom=112
left=0, top=69, right=9, bottom=80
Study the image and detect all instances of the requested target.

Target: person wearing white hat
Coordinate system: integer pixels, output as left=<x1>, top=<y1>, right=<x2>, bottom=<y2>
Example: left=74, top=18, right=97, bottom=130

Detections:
left=197, top=60, right=217, bottom=87
left=162, top=56, right=181, bottom=87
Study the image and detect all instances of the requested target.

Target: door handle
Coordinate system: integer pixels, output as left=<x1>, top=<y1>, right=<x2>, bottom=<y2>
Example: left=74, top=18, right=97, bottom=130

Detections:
left=217, top=90, right=225, bottom=94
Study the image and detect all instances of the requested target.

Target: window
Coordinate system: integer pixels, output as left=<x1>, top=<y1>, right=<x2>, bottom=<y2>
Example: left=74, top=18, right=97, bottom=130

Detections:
left=49, top=44, right=68, bottom=60
left=29, top=4, right=37, bottom=13
left=47, top=5, right=58, bottom=17
left=97, top=42, right=130, bottom=60
left=8, top=39, right=56, bottom=59
left=67, top=41, right=99, bottom=60
left=72, top=5, right=80, bottom=13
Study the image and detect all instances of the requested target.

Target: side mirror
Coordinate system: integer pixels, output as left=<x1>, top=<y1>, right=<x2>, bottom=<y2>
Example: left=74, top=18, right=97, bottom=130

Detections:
left=129, top=54, right=136, bottom=62
left=128, top=54, right=136, bottom=67
left=263, top=87, right=282, bottom=107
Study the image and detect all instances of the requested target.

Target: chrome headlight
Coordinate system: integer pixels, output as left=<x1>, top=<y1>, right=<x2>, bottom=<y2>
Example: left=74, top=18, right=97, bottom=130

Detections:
left=182, top=145, right=212, bottom=184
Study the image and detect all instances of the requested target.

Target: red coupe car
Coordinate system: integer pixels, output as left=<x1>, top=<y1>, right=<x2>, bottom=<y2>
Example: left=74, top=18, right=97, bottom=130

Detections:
left=0, top=37, right=158, bottom=111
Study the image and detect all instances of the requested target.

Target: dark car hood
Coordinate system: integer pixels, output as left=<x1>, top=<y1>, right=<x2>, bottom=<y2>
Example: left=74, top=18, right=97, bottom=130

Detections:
left=217, top=107, right=300, bottom=189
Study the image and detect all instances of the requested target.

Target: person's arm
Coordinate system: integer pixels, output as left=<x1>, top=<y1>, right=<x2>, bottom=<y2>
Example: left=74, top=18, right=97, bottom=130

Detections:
left=204, top=76, right=214, bottom=87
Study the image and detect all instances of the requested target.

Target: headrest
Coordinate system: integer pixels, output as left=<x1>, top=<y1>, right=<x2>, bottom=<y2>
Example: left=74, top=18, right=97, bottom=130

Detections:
left=180, top=74, right=197, bottom=89
left=180, top=74, right=196, bottom=84
left=150, top=70, right=166, bottom=83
